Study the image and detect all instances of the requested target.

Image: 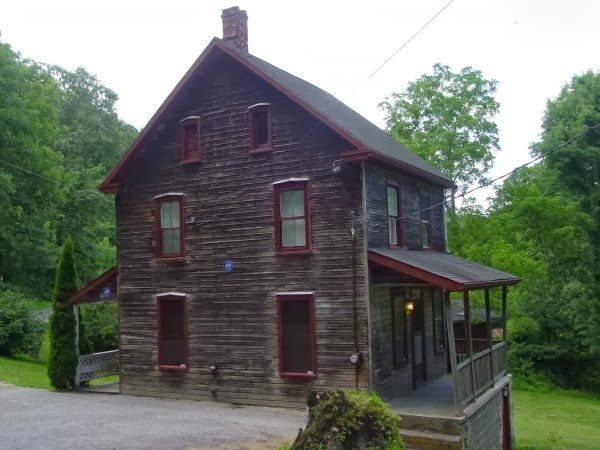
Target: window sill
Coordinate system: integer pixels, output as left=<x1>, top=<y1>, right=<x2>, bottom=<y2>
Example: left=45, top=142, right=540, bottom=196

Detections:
left=181, top=158, right=201, bottom=164
left=276, top=249, right=313, bottom=256
left=250, top=146, right=273, bottom=154
left=156, top=256, right=186, bottom=263
left=159, top=365, right=188, bottom=372
left=279, top=372, right=317, bottom=379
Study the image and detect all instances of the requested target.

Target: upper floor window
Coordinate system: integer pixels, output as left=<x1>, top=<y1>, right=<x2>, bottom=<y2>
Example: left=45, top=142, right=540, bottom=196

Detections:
left=274, top=180, right=311, bottom=254
left=387, top=184, right=402, bottom=246
left=155, top=194, right=184, bottom=259
left=157, top=293, right=188, bottom=371
left=276, top=293, right=316, bottom=377
left=421, top=196, right=432, bottom=249
left=180, top=116, right=200, bottom=163
left=249, top=103, right=272, bottom=152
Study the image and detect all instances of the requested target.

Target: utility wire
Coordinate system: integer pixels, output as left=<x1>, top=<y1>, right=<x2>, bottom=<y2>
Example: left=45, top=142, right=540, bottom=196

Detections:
left=396, top=123, right=600, bottom=221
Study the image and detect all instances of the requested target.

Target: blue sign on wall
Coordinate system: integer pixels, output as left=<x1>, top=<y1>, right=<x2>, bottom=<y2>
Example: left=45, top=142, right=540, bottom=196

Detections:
left=223, top=259, right=234, bottom=273
left=101, top=287, right=111, bottom=298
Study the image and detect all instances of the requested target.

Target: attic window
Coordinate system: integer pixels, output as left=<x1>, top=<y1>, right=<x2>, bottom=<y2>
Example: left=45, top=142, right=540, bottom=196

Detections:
left=180, top=116, right=200, bottom=163
left=249, top=103, right=272, bottom=153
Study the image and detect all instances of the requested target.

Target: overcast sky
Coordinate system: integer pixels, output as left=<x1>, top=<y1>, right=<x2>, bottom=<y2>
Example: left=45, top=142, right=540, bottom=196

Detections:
left=1, top=0, right=598, bottom=202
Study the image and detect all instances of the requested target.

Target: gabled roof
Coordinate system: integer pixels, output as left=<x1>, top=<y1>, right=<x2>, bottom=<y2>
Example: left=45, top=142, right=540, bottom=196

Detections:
left=100, top=38, right=454, bottom=192
left=369, top=248, right=520, bottom=292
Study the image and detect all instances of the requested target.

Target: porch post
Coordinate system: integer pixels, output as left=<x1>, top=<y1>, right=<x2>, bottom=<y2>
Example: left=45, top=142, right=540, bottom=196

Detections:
left=443, top=290, right=461, bottom=415
left=485, top=288, right=495, bottom=385
left=463, top=290, right=476, bottom=398
left=501, top=285, right=508, bottom=342
left=73, top=304, right=80, bottom=388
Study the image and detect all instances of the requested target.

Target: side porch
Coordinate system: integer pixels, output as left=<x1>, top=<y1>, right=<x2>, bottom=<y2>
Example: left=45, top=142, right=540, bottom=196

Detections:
left=368, top=248, right=519, bottom=449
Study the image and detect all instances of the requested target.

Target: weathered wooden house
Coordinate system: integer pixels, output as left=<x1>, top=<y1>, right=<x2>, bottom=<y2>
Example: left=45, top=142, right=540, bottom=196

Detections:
left=94, top=7, right=520, bottom=449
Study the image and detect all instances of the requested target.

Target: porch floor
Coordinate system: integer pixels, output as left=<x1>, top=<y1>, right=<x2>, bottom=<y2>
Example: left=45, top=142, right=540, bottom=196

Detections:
left=389, top=374, right=458, bottom=418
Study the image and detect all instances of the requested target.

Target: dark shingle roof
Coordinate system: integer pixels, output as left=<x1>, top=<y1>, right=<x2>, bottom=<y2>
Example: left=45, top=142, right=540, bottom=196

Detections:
left=369, top=247, right=520, bottom=290
left=231, top=43, right=453, bottom=187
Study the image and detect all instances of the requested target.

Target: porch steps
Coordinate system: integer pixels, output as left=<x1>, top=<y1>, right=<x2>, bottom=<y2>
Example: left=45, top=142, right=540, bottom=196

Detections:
left=399, top=428, right=461, bottom=450
left=397, top=413, right=463, bottom=449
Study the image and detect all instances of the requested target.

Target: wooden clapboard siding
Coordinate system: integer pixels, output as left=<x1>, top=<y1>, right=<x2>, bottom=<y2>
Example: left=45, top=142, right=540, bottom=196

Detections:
left=364, top=163, right=446, bottom=251
left=116, top=52, right=368, bottom=407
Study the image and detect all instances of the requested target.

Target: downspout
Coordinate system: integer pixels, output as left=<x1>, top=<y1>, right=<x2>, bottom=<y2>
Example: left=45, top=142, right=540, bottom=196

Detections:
left=361, top=161, right=373, bottom=392
left=352, top=211, right=359, bottom=389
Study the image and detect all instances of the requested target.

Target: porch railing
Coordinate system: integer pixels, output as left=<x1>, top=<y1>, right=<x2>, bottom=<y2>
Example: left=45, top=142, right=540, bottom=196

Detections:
left=75, top=349, right=119, bottom=387
left=455, top=341, right=506, bottom=407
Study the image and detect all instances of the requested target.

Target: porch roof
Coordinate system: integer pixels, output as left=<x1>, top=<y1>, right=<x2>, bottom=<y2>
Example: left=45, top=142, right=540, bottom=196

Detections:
left=69, top=266, right=117, bottom=305
left=368, top=248, right=520, bottom=291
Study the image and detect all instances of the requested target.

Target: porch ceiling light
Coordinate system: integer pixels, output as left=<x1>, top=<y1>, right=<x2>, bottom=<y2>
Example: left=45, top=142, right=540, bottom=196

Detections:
left=404, top=300, right=414, bottom=313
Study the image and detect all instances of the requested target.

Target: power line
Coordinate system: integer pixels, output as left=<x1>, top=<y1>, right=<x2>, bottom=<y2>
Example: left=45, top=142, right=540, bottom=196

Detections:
left=366, top=0, right=456, bottom=81
left=397, top=123, right=600, bottom=221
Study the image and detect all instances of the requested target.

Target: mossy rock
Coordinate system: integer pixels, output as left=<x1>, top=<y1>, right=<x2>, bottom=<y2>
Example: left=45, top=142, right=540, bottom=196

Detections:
left=292, top=390, right=404, bottom=450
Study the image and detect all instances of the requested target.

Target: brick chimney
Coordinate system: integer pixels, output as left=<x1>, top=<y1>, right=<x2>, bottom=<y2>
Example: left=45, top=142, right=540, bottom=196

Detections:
left=221, top=6, right=248, bottom=53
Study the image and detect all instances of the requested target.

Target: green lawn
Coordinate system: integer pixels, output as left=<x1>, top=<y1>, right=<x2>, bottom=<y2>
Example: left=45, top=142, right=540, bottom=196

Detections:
left=0, top=355, right=51, bottom=389
left=514, top=388, right=600, bottom=449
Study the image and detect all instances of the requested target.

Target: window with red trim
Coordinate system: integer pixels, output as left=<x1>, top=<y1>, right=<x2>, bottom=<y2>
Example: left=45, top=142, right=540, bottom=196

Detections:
left=157, top=294, right=188, bottom=370
left=274, top=181, right=311, bottom=253
left=387, top=184, right=403, bottom=246
left=180, top=116, right=200, bottom=162
left=277, top=294, right=316, bottom=377
left=249, top=104, right=272, bottom=152
left=155, top=195, right=184, bottom=259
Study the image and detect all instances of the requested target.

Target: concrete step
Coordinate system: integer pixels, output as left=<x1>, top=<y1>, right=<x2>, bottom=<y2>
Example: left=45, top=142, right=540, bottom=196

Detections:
left=397, top=413, right=463, bottom=436
left=399, top=428, right=462, bottom=450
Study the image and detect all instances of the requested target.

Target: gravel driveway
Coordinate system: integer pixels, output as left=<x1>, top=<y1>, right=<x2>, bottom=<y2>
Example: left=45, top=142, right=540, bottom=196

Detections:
left=0, top=383, right=303, bottom=449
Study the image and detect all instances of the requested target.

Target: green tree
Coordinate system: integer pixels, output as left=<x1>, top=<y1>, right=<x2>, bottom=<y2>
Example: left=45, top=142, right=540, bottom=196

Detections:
left=47, top=236, right=79, bottom=390
left=380, top=64, right=500, bottom=207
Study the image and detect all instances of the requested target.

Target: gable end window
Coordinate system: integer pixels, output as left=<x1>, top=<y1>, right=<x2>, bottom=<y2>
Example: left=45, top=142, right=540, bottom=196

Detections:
left=155, top=194, right=184, bottom=259
left=249, top=103, right=272, bottom=152
left=180, top=116, right=201, bottom=162
left=276, top=293, right=316, bottom=377
left=157, top=293, right=188, bottom=371
left=387, top=184, right=402, bottom=246
left=273, top=180, right=311, bottom=254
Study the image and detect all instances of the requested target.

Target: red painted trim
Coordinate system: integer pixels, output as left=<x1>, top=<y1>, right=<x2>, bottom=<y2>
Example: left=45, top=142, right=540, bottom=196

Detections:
left=340, top=149, right=372, bottom=162
left=155, top=195, right=185, bottom=260
left=276, top=293, right=317, bottom=377
left=180, top=117, right=201, bottom=163
left=275, top=249, right=313, bottom=256
left=248, top=103, right=272, bottom=152
left=69, top=266, right=118, bottom=305
left=156, top=294, right=188, bottom=370
left=273, top=181, right=312, bottom=254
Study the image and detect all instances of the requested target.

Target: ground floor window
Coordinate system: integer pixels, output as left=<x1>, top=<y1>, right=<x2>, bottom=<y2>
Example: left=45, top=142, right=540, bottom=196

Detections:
left=276, top=293, right=316, bottom=377
left=157, top=293, right=187, bottom=370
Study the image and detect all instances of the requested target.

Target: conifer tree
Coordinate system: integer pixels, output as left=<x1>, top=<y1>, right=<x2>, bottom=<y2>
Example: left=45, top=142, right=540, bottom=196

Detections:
left=47, top=236, right=79, bottom=389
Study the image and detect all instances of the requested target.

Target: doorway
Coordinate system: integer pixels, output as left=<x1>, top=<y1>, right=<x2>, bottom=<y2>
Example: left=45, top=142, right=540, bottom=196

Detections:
left=410, top=288, right=427, bottom=388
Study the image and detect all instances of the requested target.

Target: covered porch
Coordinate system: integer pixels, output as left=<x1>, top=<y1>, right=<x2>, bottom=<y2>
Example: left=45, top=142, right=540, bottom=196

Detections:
left=368, top=248, right=519, bottom=417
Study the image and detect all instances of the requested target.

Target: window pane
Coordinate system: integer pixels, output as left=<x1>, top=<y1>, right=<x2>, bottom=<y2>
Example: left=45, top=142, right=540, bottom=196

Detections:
left=170, top=201, right=180, bottom=228
left=254, top=110, right=269, bottom=146
left=422, top=221, right=430, bottom=247
left=160, top=202, right=172, bottom=228
left=159, top=299, right=185, bottom=366
left=389, top=217, right=397, bottom=245
left=281, top=299, right=312, bottom=373
left=294, top=219, right=306, bottom=247
left=387, top=186, right=398, bottom=216
left=281, top=220, right=295, bottom=247
left=292, top=190, right=304, bottom=217
left=162, top=229, right=181, bottom=255
left=280, top=191, right=294, bottom=218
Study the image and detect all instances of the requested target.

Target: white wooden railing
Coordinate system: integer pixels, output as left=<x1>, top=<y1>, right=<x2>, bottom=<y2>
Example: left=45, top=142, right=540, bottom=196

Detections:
left=75, top=350, right=119, bottom=387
